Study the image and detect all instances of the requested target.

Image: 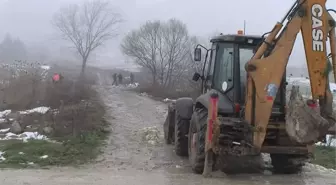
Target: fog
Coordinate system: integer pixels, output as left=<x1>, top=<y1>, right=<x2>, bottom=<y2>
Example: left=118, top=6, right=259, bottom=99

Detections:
left=0, top=0, right=335, bottom=70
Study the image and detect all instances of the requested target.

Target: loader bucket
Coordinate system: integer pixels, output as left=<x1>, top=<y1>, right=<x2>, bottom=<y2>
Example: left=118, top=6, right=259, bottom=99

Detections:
left=286, top=85, right=333, bottom=144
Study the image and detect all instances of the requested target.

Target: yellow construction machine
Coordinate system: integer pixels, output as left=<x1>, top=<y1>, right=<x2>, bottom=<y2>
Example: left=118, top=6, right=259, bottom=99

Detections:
left=163, top=0, right=335, bottom=175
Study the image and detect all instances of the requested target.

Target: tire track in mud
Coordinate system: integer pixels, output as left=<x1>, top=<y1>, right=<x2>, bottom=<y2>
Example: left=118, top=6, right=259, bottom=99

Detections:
left=94, top=86, right=186, bottom=171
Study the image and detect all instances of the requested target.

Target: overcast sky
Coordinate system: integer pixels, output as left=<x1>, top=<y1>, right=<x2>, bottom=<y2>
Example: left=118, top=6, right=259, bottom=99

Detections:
left=0, top=0, right=335, bottom=68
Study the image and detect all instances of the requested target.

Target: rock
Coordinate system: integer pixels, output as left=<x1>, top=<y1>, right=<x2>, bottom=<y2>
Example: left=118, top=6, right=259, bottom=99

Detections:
left=100, top=126, right=111, bottom=133
left=10, top=121, right=22, bottom=134
left=7, top=112, right=21, bottom=121
left=286, top=85, right=332, bottom=144
left=42, top=126, right=53, bottom=135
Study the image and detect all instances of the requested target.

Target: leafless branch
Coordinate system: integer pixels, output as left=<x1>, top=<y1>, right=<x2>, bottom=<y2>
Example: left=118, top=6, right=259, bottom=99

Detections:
left=52, top=0, right=122, bottom=75
left=121, top=18, right=194, bottom=88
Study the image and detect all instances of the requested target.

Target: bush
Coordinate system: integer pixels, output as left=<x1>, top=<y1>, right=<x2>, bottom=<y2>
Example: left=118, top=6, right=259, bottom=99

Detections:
left=0, top=65, right=97, bottom=110
left=0, top=63, right=109, bottom=168
left=312, top=146, right=336, bottom=169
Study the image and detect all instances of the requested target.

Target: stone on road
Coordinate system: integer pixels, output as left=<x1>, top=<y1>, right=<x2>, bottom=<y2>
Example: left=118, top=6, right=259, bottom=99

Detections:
left=0, top=85, right=334, bottom=185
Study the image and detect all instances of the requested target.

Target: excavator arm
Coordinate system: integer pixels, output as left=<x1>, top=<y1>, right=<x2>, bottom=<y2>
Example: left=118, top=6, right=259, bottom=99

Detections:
left=244, top=0, right=336, bottom=150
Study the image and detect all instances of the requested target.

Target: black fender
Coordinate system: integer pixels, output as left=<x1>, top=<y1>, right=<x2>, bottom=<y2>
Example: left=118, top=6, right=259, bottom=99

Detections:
left=175, top=97, right=194, bottom=120
left=165, top=98, right=193, bottom=144
left=195, top=89, right=234, bottom=114
left=164, top=102, right=176, bottom=143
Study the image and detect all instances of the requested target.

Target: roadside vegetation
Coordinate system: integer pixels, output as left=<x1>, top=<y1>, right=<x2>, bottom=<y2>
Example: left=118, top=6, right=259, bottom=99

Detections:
left=0, top=0, right=123, bottom=168
left=312, top=145, right=336, bottom=169
left=0, top=61, right=109, bottom=168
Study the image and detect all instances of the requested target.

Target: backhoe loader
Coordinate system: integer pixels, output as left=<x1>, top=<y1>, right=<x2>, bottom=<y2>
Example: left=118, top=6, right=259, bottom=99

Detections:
left=163, top=0, right=335, bottom=175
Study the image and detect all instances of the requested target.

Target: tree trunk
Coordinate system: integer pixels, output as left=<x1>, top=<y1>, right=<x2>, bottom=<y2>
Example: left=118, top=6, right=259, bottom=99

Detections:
left=80, top=57, right=88, bottom=82
left=152, top=74, right=157, bottom=87
left=81, top=59, right=87, bottom=75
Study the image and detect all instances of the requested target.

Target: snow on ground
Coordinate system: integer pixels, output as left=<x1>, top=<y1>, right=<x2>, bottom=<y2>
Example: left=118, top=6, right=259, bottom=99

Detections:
left=0, top=110, right=12, bottom=123
left=304, top=163, right=336, bottom=174
left=0, top=107, right=50, bottom=124
left=0, top=106, right=51, bottom=163
left=0, top=131, right=49, bottom=162
left=0, top=128, right=10, bottom=133
left=140, top=92, right=150, bottom=97
left=163, top=98, right=176, bottom=103
left=112, top=83, right=139, bottom=89
left=19, top=107, right=50, bottom=115
left=126, top=83, right=139, bottom=88
left=0, top=151, right=5, bottom=161
left=40, top=65, right=50, bottom=70
left=0, top=132, right=48, bottom=142
left=0, top=110, right=11, bottom=118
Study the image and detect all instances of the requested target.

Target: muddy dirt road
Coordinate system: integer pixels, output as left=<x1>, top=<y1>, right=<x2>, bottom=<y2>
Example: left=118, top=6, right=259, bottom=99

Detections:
left=0, top=86, right=335, bottom=185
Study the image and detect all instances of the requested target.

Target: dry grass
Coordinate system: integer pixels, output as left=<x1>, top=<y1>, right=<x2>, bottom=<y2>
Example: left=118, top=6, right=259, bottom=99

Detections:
left=0, top=65, right=109, bottom=167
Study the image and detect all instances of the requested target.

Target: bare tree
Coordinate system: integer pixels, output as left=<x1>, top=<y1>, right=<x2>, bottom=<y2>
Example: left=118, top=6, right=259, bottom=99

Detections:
left=161, top=19, right=191, bottom=88
left=121, top=18, right=192, bottom=89
left=121, top=20, right=161, bottom=85
left=52, top=0, right=122, bottom=76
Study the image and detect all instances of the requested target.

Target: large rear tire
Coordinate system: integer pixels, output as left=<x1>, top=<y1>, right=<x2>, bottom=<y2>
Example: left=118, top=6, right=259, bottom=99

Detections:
left=270, top=154, right=306, bottom=174
left=174, top=114, right=189, bottom=156
left=188, top=108, right=207, bottom=174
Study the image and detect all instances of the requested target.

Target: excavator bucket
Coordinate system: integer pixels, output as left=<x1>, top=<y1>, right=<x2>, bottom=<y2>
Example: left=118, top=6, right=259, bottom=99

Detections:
left=286, top=85, right=333, bottom=144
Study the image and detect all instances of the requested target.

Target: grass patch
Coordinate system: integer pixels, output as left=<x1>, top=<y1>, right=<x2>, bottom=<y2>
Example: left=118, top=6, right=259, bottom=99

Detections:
left=0, top=82, right=110, bottom=168
left=0, top=130, right=109, bottom=168
left=0, top=64, right=111, bottom=168
left=311, top=145, right=336, bottom=169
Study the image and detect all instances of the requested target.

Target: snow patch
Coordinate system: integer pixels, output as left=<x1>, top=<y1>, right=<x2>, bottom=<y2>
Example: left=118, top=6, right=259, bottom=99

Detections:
left=0, top=110, right=11, bottom=118
left=163, top=98, right=176, bottom=103
left=140, top=92, right=149, bottom=97
left=111, top=83, right=139, bottom=89
left=0, top=128, right=10, bottom=133
left=304, top=163, right=336, bottom=174
left=19, top=107, right=50, bottom=115
left=40, top=155, right=48, bottom=159
left=126, top=83, right=139, bottom=88
left=0, top=132, right=48, bottom=142
left=40, top=65, right=50, bottom=70
left=0, top=151, right=6, bottom=161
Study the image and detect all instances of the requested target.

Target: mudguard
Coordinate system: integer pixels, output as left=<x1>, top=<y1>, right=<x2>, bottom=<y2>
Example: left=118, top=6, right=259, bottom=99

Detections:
left=195, top=89, right=234, bottom=114
left=164, top=102, right=176, bottom=143
left=175, top=97, right=194, bottom=120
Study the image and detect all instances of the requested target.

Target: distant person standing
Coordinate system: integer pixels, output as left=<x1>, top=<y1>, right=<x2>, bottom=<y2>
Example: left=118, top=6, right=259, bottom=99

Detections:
left=52, top=73, right=60, bottom=83
left=52, top=73, right=64, bottom=84
left=112, top=73, right=118, bottom=86
left=118, top=73, right=123, bottom=85
left=130, top=73, right=134, bottom=84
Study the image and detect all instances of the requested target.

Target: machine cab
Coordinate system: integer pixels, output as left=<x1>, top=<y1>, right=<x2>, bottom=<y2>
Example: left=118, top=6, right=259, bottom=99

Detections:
left=193, top=33, right=286, bottom=116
